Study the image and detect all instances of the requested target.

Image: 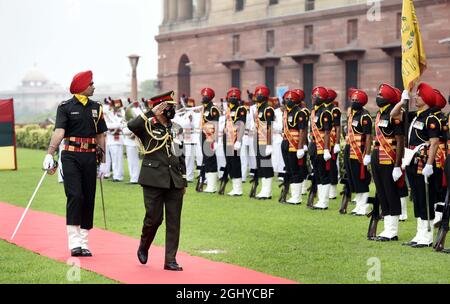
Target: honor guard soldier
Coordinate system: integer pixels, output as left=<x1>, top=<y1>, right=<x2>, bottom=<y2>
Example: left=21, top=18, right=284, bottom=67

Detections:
left=392, top=83, right=440, bottom=248
left=281, top=90, right=308, bottom=204
left=253, top=85, right=275, bottom=199
left=295, top=90, right=311, bottom=196
left=105, top=99, right=125, bottom=182
left=271, top=97, right=286, bottom=181
left=345, top=89, right=373, bottom=215
left=370, top=84, right=404, bottom=241
left=123, top=100, right=144, bottom=184
left=223, top=88, right=247, bottom=196
left=241, top=97, right=257, bottom=183
left=128, top=91, right=186, bottom=271
left=200, top=88, right=220, bottom=193
left=310, top=87, right=333, bottom=210
left=43, top=71, right=108, bottom=257
left=325, top=89, right=342, bottom=200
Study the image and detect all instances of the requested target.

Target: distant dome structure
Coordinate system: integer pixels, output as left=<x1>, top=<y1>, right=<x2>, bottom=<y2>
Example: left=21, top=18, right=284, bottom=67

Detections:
left=22, top=67, right=49, bottom=87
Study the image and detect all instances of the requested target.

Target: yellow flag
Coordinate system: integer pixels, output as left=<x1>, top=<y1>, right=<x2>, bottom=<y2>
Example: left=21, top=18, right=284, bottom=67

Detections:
left=401, top=0, right=427, bottom=91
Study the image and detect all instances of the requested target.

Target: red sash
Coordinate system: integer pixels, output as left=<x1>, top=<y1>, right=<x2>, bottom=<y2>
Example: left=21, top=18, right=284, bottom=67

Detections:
left=225, top=108, right=236, bottom=147
left=347, top=114, right=365, bottom=179
left=284, top=111, right=303, bottom=165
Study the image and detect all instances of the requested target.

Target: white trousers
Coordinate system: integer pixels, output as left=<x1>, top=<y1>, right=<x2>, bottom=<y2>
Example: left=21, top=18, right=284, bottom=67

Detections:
left=184, top=143, right=197, bottom=182
left=109, top=144, right=124, bottom=181
left=105, top=144, right=112, bottom=178
left=271, top=140, right=285, bottom=174
left=241, top=143, right=256, bottom=181
left=125, top=145, right=140, bottom=183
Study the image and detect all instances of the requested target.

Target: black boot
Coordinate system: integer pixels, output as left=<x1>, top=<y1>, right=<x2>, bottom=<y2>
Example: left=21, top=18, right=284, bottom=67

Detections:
left=164, top=261, right=183, bottom=271
left=137, top=238, right=151, bottom=264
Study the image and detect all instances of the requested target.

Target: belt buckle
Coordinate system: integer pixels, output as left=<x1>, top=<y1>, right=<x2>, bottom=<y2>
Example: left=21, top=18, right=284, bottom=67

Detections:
left=82, top=142, right=89, bottom=150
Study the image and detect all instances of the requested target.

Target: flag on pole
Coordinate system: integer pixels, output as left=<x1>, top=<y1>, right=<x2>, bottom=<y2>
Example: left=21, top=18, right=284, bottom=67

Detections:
left=0, top=98, right=17, bottom=170
left=401, top=0, right=427, bottom=91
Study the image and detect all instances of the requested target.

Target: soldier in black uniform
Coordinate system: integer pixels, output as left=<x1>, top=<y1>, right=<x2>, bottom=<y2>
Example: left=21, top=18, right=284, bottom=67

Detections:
left=253, top=85, right=275, bottom=199
left=370, top=84, right=404, bottom=241
left=128, top=91, right=187, bottom=271
left=199, top=88, right=220, bottom=193
left=280, top=90, right=308, bottom=205
left=391, top=83, right=440, bottom=248
left=325, top=89, right=341, bottom=200
left=43, top=71, right=107, bottom=257
left=223, top=88, right=247, bottom=196
left=309, top=87, right=333, bottom=210
left=345, top=89, right=373, bottom=216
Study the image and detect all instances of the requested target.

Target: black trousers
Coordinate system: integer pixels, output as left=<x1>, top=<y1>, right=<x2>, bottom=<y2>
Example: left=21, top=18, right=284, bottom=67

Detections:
left=281, top=140, right=306, bottom=184
left=329, top=156, right=338, bottom=185
left=225, top=149, right=242, bottom=179
left=141, top=183, right=184, bottom=263
left=371, top=150, right=401, bottom=216
left=310, top=143, right=330, bottom=185
left=201, top=134, right=217, bottom=173
left=61, top=151, right=97, bottom=230
left=344, top=144, right=370, bottom=193
left=256, top=141, right=274, bottom=178
left=406, top=162, right=437, bottom=220
left=434, top=167, right=446, bottom=202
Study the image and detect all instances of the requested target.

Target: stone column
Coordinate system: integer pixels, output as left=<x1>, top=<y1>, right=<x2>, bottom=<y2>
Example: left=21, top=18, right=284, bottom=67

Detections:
left=168, top=0, right=178, bottom=22
left=163, top=0, right=169, bottom=23
left=177, top=0, right=193, bottom=21
left=194, top=0, right=206, bottom=18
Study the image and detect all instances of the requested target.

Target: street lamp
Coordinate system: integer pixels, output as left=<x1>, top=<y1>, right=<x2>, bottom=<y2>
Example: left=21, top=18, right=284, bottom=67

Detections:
left=128, top=54, right=140, bottom=102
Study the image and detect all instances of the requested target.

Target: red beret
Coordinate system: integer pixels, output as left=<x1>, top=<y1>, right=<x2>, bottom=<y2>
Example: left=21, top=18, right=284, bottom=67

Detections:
left=70, top=71, right=93, bottom=94
left=312, top=86, right=329, bottom=101
left=254, top=85, right=270, bottom=98
left=434, top=89, right=446, bottom=109
left=149, top=91, right=176, bottom=106
left=350, top=89, right=368, bottom=106
left=326, top=88, right=337, bottom=103
left=227, top=87, right=241, bottom=100
left=293, top=89, right=305, bottom=101
left=283, top=90, right=301, bottom=104
left=417, top=83, right=435, bottom=108
left=378, top=83, right=398, bottom=103
left=201, top=88, right=215, bottom=100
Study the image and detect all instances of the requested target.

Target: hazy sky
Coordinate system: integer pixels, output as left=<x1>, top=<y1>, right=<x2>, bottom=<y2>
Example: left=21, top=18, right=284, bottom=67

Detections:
left=0, top=0, right=162, bottom=91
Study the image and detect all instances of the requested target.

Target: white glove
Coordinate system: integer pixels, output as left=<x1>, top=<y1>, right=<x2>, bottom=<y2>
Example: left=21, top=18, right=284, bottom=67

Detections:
left=333, top=144, right=340, bottom=154
left=98, top=163, right=108, bottom=179
left=234, top=141, right=241, bottom=151
left=422, top=164, right=433, bottom=178
left=363, top=155, right=371, bottom=166
left=42, top=154, right=54, bottom=170
left=402, top=90, right=410, bottom=101
left=303, top=145, right=308, bottom=151
left=323, top=149, right=332, bottom=161
left=392, top=167, right=403, bottom=182
left=266, top=145, right=273, bottom=156
left=297, top=149, right=305, bottom=159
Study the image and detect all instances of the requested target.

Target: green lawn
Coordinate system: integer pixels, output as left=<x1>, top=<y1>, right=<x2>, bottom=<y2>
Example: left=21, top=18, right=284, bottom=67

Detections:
left=1, top=148, right=450, bottom=284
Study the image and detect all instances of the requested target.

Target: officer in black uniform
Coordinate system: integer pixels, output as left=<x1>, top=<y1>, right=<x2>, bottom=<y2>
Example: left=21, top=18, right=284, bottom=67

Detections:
left=43, top=70, right=107, bottom=257
left=325, top=89, right=341, bottom=200
left=253, top=85, right=275, bottom=199
left=128, top=91, right=187, bottom=271
left=199, top=88, right=220, bottom=193
left=223, top=87, right=247, bottom=196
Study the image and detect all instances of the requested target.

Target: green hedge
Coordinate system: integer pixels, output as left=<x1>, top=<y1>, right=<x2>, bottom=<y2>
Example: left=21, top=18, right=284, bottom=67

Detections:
left=15, top=125, right=53, bottom=150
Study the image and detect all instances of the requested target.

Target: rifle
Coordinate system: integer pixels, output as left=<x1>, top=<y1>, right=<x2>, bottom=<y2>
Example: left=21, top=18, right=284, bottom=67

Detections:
left=339, top=173, right=351, bottom=214
left=367, top=196, right=381, bottom=240
left=278, top=172, right=289, bottom=204
left=434, top=188, right=450, bottom=252
left=249, top=168, right=259, bottom=198
left=218, top=165, right=229, bottom=195
left=306, top=172, right=317, bottom=209
left=196, top=163, right=206, bottom=193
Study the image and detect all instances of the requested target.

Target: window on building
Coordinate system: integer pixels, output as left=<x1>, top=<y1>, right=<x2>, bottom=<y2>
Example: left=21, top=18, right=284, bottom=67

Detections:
left=232, top=35, right=240, bottom=56
left=269, top=0, right=279, bottom=5
left=265, top=66, right=275, bottom=96
left=347, top=19, right=358, bottom=44
left=396, top=12, right=402, bottom=39
left=266, top=30, right=275, bottom=53
left=231, top=69, right=241, bottom=89
left=236, top=0, right=244, bottom=11
left=305, top=0, right=315, bottom=11
left=345, top=60, right=358, bottom=108
left=304, top=25, right=313, bottom=49
left=303, top=63, right=314, bottom=108
left=394, top=57, right=404, bottom=91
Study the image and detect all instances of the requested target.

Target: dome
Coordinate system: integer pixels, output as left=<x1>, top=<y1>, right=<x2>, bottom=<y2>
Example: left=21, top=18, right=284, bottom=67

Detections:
left=22, top=67, right=49, bottom=87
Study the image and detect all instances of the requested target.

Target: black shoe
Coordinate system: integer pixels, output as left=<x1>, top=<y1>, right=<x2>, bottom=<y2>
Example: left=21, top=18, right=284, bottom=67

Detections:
left=164, top=262, right=183, bottom=271
left=375, top=236, right=398, bottom=242
left=402, top=241, right=417, bottom=247
left=411, top=243, right=432, bottom=248
left=137, top=245, right=149, bottom=265
left=257, top=196, right=272, bottom=200
left=81, top=249, right=93, bottom=257
left=127, top=182, right=139, bottom=185
left=71, top=247, right=82, bottom=257
left=313, top=206, right=328, bottom=210
left=367, top=236, right=377, bottom=241
left=442, top=248, right=450, bottom=254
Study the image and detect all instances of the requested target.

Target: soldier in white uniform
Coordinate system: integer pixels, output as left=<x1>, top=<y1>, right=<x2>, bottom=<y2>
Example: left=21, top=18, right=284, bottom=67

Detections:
left=271, top=98, right=286, bottom=181
left=105, top=99, right=125, bottom=182
left=123, top=100, right=143, bottom=184
left=241, top=98, right=257, bottom=183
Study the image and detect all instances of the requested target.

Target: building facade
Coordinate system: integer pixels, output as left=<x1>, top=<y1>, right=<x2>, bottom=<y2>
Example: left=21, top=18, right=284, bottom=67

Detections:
left=156, top=0, right=450, bottom=111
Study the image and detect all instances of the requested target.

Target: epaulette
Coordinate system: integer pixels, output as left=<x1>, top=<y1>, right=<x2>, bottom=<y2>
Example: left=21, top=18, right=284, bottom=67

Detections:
left=59, top=99, right=71, bottom=106
left=426, top=114, right=442, bottom=130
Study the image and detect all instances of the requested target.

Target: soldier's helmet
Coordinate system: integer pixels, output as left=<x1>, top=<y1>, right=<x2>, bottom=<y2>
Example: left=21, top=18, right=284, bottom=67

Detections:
left=227, top=87, right=241, bottom=101
left=201, top=88, right=215, bottom=102
left=378, top=83, right=400, bottom=104
left=254, top=85, right=270, bottom=101
left=283, top=90, right=301, bottom=104
left=349, top=89, right=368, bottom=106
left=293, top=89, right=305, bottom=102
left=326, top=88, right=337, bottom=103
left=312, top=86, right=329, bottom=104
left=417, top=83, right=436, bottom=108
left=434, top=89, right=446, bottom=109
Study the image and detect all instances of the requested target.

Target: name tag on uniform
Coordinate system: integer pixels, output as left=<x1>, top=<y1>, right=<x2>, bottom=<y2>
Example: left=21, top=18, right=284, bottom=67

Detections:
left=259, top=112, right=263, bottom=118
left=70, top=112, right=80, bottom=115
left=378, top=120, right=389, bottom=128
left=231, top=111, right=236, bottom=116
left=352, top=120, right=359, bottom=127
left=314, top=116, right=319, bottom=123
left=92, top=109, right=98, bottom=118
left=153, top=130, right=162, bottom=135
left=413, top=121, right=424, bottom=130
left=288, top=115, right=294, bottom=123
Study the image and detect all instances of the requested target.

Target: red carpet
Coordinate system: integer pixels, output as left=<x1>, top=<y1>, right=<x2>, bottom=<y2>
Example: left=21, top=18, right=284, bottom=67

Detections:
left=0, top=202, right=296, bottom=284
